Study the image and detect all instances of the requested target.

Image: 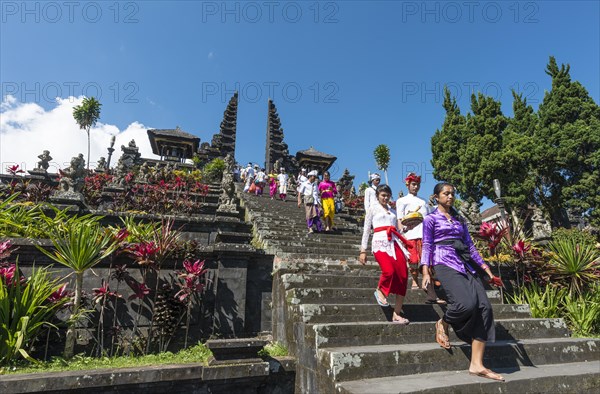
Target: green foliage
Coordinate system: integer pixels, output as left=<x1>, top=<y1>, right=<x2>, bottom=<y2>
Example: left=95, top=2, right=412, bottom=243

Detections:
left=508, top=282, right=566, bottom=319
left=113, top=217, right=159, bottom=243
left=1, top=342, right=212, bottom=375
left=201, top=158, right=226, bottom=183
left=546, top=238, right=599, bottom=296
left=1, top=265, right=69, bottom=365
left=258, top=341, right=288, bottom=357
left=73, top=97, right=102, bottom=170
left=431, top=57, right=600, bottom=227
left=36, top=214, right=120, bottom=358
left=373, top=145, right=390, bottom=172
left=551, top=228, right=597, bottom=247
left=563, top=286, right=600, bottom=337
left=358, top=182, right=368, bottom=196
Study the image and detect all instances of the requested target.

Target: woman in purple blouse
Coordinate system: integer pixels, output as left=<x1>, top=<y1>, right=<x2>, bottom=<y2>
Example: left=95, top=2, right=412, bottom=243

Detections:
left=421, top=182, right=505, bottom=382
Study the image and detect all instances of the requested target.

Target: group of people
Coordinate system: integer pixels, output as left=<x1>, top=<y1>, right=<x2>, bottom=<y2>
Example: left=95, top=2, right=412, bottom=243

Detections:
left=296, top=169, right=339, bottom=233
left=359, top=172, right=506, bottom=382
left=241, top=163, right=289, bottom=201
left=241, top=164, right=340, bottom=234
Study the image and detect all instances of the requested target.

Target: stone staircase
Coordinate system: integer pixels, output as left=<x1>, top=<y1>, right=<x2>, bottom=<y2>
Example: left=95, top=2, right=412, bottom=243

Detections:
left=238, top=186, right=600, bottom=393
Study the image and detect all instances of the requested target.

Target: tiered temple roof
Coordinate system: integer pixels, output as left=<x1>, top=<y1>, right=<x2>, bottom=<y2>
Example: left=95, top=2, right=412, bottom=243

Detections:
left=196, top=92, right=238, bottom=165
left=265, top=99, right=297, bottom=173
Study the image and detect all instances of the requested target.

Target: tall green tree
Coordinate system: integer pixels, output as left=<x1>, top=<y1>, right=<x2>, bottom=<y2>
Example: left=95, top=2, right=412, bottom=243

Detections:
left=431, top=88, right=466, bottom=193
left=431, top=88, right=507, bottom=206
left=431, top=57, right=599, bottom=228
left=534, top=57, right=600, bottom=226
left=73, top=97, right=102, bottom=170
left=496, top=91, right=538, bottom=211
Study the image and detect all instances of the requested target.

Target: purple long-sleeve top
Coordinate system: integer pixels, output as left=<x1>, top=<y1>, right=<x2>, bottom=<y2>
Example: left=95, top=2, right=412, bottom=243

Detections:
left=420, top=209, right=489, bottom=275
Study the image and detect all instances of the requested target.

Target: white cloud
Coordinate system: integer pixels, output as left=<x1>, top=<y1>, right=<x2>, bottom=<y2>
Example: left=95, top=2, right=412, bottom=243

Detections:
left=0, top=95, right=160, bottom=174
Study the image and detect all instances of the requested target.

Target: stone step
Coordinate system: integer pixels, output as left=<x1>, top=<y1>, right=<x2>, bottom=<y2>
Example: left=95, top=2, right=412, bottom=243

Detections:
left=312, top=319, right=570, bottom=348
left=286, top=287, right=501, bottom=306
left=294, top=303, right=532, bottom=324
left=264, top=240, right=364, bottom=252
left=258, top=233, right=362, bottom=244
left=276, top=251, right=363, bottom=261
left=336, top=360, right=600, bottom=394
left=269, top=244, right=361, bottom=255
left=320, top=337, right=600, bottom=383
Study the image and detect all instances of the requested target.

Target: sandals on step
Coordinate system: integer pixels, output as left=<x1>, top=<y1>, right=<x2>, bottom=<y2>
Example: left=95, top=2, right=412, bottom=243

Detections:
left=374, top=290, right=390, bottom=307
left=392, top=315, right=410, bottom=325
left=469, top=369, right=505, bottom=382
left=435, top=319, right=451, bottom=349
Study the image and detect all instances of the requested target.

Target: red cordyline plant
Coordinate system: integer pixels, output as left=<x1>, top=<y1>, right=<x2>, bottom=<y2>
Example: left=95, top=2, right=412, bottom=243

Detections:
left=92, top=279, right=122, bottom=356
left=6, top=164, right=24, bottom=175
left=130, top=242, right=160, bottom=267
left=478, top=221, right=509, bottom=255
left=176, top=259, right=208, bottom=348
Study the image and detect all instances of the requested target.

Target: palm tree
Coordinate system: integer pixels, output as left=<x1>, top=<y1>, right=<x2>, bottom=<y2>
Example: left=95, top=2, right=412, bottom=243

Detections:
left=37, top=215, right=119, bottom=358
left=73, top=97, right=102, bottom=170
left=373, top=144, right=391, bottom=185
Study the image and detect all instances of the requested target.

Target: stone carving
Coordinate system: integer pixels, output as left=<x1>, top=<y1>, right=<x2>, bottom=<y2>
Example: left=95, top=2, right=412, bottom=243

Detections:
left=460, top=200, right=482, bottom=233
left=95, top=157, right=107, bottom=173
left=37, top=150, right=52, bottom=171
left=531, top=207, right=552, bottom=242
left=217, top=153, right=238, bottom=214
left=50, top=154, right=88, bottom=208
left=111, top=140, right=141, bottom=187
left=336, top=169, right=355, bottom=196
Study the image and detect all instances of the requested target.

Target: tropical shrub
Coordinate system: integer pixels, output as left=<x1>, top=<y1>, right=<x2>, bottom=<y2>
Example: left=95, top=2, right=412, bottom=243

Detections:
left=563, top=286, right=600, bottom=337
left=1, top=242, right=69, bottom=365
left=201, top=158, right=225, bottom=183
left=546, top=238, right=600, bottom=295
left=508, top=282, right=567, bottom=319
left=36, top=215, right=120, bottom=358
left=551, top=228, right=597, bottom=247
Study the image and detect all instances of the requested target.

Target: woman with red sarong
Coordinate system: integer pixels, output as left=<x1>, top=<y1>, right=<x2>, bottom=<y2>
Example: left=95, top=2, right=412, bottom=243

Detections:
left=359, top=184, right=411, bottom=324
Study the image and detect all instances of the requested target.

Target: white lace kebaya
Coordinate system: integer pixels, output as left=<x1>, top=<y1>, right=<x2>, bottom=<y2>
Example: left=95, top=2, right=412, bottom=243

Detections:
left=361, top=203, right=409, bottom=260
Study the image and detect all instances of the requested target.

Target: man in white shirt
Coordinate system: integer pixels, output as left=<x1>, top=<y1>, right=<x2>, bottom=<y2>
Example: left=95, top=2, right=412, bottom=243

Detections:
left=364, top=173, right=381, bottom=213
left=254, top=167, right=267, bottom=195
left=297, top=170, right=322, bottom=233
left=277, top=167, right=289, bottom=201
left=397, top=173, right=444, bottom=304
left=243, top=163, right=255, bottom=192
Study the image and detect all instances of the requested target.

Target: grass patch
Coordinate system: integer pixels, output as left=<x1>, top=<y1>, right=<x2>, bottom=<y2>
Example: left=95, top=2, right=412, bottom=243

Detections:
left=258, top=342, right=288, bottom=358
left=1, top=343, right=212, bottom=375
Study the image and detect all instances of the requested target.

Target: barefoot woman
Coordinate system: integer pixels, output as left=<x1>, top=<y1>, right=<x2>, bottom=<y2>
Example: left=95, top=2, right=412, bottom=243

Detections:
left=359, top=184, right=410, bottom=324
left=421, top=182, right=505, bottom=382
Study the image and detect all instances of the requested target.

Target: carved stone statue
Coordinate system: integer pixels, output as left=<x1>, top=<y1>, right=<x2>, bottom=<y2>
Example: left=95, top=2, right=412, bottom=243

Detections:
left=110, top=140, right=142, bottom=187
left=217, top=154, right=238, bottom=214
left=273, top=158, right=283, bottom=175
left=58, top=154, right=86, bottom=193
left=531, top=207, right=552, bottom=242
left=95, top=157, right=107, bottom=173
left=37, top=150, right=52, bottom=171
left=460, top=200, right=482, bottom=233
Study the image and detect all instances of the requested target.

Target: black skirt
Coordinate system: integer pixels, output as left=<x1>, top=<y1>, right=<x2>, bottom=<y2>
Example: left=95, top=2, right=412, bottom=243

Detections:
left=434, top=265, right=495, bottom=344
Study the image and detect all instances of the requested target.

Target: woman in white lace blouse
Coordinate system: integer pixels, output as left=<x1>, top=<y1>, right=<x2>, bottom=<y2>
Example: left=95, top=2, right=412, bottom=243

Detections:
left=359, top=184, right=411, bottom=324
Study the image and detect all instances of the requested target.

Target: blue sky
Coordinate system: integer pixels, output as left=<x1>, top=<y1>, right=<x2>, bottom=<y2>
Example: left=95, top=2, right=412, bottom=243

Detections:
left=1, top=0, right=598, bottom=206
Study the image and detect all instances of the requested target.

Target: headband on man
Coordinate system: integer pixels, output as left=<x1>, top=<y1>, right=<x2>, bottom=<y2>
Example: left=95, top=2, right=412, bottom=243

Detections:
left=405, top=173, right=421, bottom=184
